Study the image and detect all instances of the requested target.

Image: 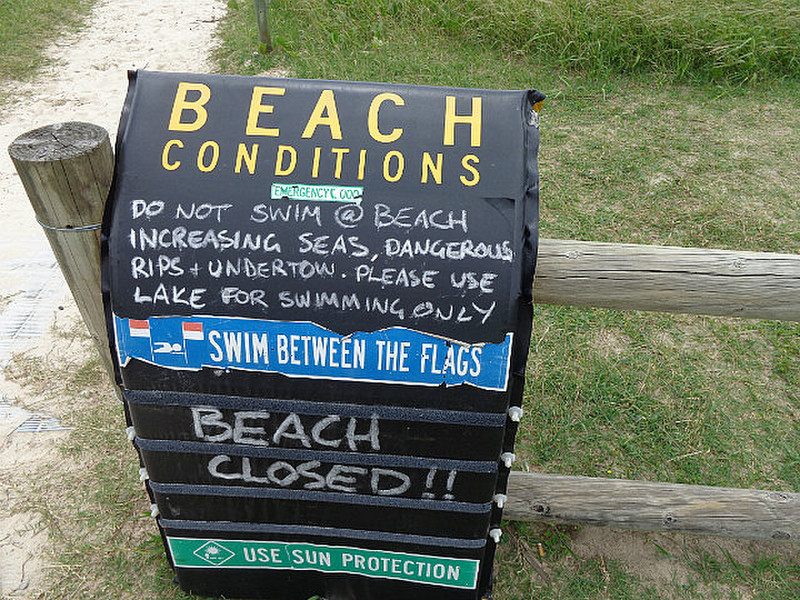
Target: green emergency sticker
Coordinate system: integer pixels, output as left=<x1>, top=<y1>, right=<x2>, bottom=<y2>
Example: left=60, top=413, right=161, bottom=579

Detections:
left=271, top=183, right=363, bottom=202
left=166, top=537, right=479, bottom=589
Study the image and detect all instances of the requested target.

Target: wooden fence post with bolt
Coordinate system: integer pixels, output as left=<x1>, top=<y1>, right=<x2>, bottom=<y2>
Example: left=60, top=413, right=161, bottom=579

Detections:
left=8, top=121, right=116, bottom=383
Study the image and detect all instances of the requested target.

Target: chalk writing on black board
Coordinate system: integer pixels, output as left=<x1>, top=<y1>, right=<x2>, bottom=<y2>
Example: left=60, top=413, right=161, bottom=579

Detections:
left=136, top=444, right=497, bottom=502
left=191, top=408, right=381, bottom=451
left=118, top=182, right=516, bottom=340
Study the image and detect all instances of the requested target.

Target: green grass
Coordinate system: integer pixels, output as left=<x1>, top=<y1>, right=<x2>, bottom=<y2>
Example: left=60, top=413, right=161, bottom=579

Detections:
left=0, top=0, right=94, bottom=82
left=410, top=0, right=800, bottom=83
left=216, top=0, right=800, bottom=84
left=524, top=309, right=800, bottom=489
left=495, top=522, right=800, bottom=600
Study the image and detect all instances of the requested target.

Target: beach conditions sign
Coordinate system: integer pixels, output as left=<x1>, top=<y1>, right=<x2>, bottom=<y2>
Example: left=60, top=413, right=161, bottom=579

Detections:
left=103, top=70, right=543, bottom=600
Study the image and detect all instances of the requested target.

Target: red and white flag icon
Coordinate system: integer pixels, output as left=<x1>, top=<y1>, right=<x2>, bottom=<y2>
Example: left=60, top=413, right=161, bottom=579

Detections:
left=182, top=322, right=204, bottom=341
left=129, top=319, right=150, bottom=337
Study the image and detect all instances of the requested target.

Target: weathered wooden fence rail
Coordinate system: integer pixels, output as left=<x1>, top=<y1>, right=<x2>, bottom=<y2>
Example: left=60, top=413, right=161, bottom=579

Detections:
left=504, top=472, right=799, bottom=541
left=9, top=122, right=800, bottom=543
left=536, top=238, right=800, bottom=321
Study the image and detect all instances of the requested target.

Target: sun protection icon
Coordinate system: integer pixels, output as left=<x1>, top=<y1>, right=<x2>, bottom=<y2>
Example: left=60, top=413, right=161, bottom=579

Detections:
left=193, top=540, right=236, bottom=566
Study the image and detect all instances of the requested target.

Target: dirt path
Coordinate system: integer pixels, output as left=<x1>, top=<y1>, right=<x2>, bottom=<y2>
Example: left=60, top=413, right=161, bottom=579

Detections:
left=0, top=0, right=225, bottom=363
left=0, top=1, right=224, bottom=595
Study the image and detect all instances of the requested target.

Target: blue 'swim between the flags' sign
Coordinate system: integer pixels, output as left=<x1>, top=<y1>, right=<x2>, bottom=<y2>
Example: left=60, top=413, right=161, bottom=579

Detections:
left=114, top=314, right=513, bottom=391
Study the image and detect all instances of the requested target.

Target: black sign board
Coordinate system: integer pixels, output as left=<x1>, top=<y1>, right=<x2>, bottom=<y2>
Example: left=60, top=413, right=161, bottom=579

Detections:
left=103, top=70, right=543, bottom=599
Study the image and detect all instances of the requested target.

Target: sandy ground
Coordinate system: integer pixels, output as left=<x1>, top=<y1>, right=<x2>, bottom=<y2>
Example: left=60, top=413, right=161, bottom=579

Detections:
left=0, top=0, right=224, bottom=595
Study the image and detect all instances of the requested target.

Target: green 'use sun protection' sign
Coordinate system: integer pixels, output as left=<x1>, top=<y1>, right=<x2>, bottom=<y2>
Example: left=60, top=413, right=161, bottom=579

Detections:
left=168, top=538, right=480, bottom=589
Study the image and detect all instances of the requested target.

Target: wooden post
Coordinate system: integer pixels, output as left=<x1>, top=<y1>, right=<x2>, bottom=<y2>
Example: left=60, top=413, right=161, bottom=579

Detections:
left=505, top=472, right=799, bottom=541
left=535, top=239, right=800, bottom=321
left=8, top=122, right=116, bottom=381
left=253, top=0, right=273, bottom=52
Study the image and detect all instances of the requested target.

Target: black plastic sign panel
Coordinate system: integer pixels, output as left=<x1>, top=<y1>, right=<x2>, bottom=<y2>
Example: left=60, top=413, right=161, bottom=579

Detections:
left=103, top=71, right=542, bottom=600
